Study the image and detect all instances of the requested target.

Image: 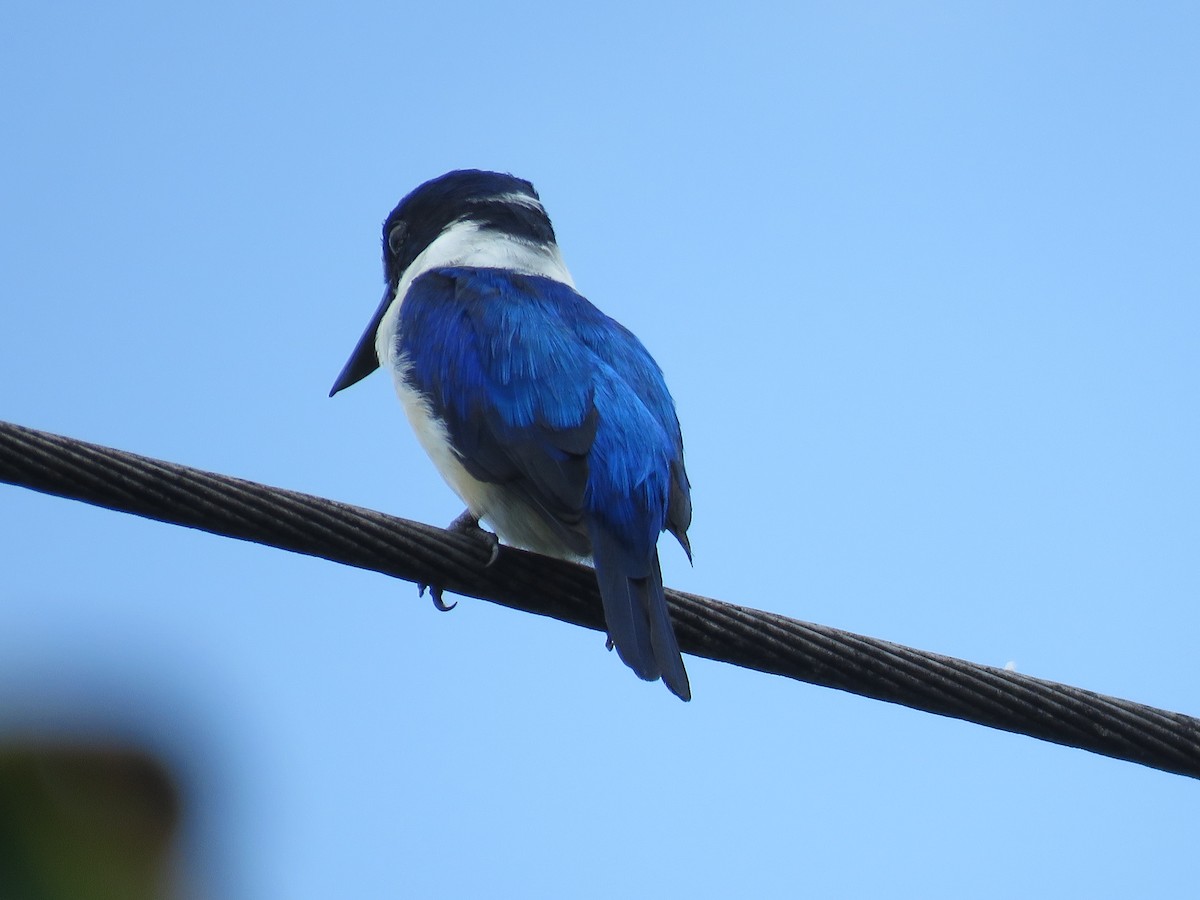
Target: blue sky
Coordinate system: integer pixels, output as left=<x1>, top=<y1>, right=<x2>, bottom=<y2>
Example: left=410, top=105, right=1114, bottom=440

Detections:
left=2, top=1, right=1197, bottom=896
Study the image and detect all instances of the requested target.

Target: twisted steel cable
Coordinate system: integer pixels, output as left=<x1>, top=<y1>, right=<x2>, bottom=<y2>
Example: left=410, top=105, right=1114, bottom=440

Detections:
left=2, top=418, right=1197, bottom=778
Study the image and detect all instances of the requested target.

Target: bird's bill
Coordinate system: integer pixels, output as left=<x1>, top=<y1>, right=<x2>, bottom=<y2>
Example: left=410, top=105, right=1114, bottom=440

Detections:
left=328, top=287, right=393, bottom=397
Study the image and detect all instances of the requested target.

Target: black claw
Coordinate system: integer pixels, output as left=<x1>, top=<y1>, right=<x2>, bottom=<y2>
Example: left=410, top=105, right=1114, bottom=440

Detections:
left=418, top=582, right=457, bottom=611
left=605, top=636, right=614, bottom=652
left=431, top=588, right=457, bottom=612
left=483, top=533, right=500, bottom=567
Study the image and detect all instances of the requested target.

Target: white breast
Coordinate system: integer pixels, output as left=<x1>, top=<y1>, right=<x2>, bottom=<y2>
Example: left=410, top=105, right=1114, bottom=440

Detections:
left=373, top=220, right=580, bottom=556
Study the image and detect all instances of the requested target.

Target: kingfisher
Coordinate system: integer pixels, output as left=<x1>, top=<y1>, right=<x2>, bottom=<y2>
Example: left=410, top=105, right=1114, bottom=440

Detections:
left=330, top=170, right=693, bottom=700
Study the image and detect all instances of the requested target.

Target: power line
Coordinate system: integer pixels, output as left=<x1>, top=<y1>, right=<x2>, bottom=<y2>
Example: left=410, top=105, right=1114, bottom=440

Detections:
left=2, top=418, right=1198, bottom=779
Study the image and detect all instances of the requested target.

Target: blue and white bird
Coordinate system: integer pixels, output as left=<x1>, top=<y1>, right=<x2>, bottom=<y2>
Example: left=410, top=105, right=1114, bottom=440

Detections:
left=330, top=170, right=693, bottom=700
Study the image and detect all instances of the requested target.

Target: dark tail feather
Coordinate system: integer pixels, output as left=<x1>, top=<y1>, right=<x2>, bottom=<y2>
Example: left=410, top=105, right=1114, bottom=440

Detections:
left=590, top=524, right=658, bottom=681
left=645, top=554, right=691, bottom=701
left=589, top=524, right=691, bottom=700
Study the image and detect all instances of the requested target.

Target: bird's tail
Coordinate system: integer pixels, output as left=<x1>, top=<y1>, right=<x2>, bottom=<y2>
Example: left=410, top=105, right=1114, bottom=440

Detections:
left=589, top=524, right=691, bottom=701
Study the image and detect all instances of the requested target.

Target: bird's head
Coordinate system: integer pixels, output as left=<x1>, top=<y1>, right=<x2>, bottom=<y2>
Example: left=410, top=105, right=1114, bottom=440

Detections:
left=381, top=169, right=556, bottom=287
left=330, top=170, right=557, bottom=396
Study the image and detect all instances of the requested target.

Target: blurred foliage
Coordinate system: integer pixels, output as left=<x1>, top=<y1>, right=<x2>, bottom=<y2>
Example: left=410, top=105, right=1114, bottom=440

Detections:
left=0, top=745, right=180, bottom=900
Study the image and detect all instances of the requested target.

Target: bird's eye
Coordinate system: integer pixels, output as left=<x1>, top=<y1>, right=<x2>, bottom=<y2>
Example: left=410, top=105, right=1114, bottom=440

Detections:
left=387, top=222, right=407, bottom=255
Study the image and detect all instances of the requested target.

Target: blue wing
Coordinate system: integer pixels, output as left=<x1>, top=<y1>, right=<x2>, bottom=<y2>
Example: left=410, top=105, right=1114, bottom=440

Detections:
left=396, top=267, right=692, bottom=699
left=566, top=285, right=692, bottom=558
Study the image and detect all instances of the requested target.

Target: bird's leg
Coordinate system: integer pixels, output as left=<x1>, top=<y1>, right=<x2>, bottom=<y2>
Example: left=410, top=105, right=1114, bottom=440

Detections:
left=419, top=509, right=501, bottom=612
left=447, top=508, right=500, bottom=566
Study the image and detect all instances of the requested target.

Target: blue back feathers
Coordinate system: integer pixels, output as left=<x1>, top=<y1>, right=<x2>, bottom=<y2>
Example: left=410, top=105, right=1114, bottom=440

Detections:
left=397, top=268, right=687, bottom=556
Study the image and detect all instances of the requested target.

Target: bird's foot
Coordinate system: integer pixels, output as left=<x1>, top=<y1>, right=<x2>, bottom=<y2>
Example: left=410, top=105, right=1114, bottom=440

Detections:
left=448, top=509, right=500, bottom=566
left=418, top=510, right=500, bottom=612
left=605, top=635, right=615, bottom=652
